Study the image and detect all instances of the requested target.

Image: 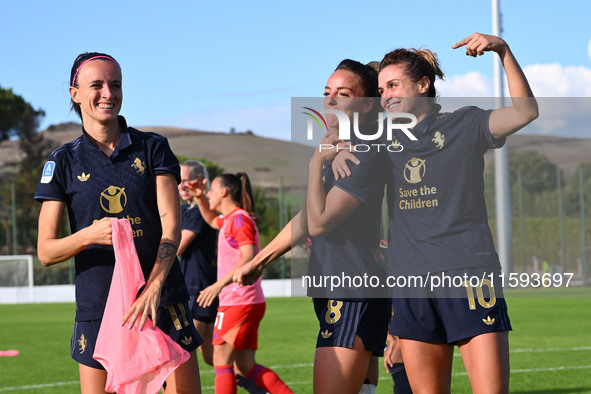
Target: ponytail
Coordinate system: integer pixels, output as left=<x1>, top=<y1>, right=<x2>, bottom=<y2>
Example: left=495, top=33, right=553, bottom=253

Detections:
left=217, top=172, right=260, bottom=224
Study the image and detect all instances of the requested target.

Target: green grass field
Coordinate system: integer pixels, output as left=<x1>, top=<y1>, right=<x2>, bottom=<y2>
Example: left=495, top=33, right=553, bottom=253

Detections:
left=1, top=292, right=590, bottom=393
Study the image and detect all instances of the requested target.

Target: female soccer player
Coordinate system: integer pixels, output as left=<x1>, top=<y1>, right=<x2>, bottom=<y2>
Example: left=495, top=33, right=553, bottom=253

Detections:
left=35, top=53, right=202, bottom=393
left=178, top=160, right=218, bottom=366
left=373, top=32, right=537, bottom=393
left=234, top=59, right=394, bottom=394
left=188, top=172, right=292, bottom=393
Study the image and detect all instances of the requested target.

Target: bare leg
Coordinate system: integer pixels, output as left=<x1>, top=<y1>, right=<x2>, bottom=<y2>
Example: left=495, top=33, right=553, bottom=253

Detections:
left=233, top=348, right=257, bottom=377
left=78, top=364, right=108, bottom=394
left=194, top=319, right=214, bottom=366
left=313, top=335, right=372, bottom=394
left=365, top=356, right=379, bottom=384
left=458, top=331, right=509, bottom=394
left=398, top=338, right=454, bottom=394
left=163, top=350, right=202, bottom=394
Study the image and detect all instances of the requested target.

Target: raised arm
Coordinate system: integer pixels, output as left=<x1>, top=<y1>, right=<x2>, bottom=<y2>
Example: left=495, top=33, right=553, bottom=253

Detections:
left=187, top=179, right=220, bottom=230
left=452, top=32, right=539, bottom=139
left=122, top=172, right=181, bottom=330
left=306, top=133, right=361, bottom=237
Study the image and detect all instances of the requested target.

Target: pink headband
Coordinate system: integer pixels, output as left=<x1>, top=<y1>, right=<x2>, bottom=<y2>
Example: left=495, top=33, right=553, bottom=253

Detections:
left=71, top=56, right=121, bottom=87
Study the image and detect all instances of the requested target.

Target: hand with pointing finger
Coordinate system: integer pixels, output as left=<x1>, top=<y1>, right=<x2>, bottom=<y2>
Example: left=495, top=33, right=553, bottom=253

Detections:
left=452, top=32, right=508, bottom=57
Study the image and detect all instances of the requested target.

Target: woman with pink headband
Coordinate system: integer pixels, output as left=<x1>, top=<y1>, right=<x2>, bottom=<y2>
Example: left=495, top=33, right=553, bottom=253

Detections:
left=35, top=52, right=203, bottom=393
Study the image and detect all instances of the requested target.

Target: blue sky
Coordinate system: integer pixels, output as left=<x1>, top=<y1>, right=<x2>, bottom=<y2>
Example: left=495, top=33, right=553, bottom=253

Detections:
left=2, top=1, right=590, bottom=140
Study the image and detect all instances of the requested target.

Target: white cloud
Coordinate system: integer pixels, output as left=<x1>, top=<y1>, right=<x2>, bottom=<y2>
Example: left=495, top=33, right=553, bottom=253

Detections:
left=436, top=71, right=492, bottom=97
left=438, top=63, right=591, bottom=98
left=434, top=63, right=591, bottom=138
left=523, top=63, right=591, bottom=96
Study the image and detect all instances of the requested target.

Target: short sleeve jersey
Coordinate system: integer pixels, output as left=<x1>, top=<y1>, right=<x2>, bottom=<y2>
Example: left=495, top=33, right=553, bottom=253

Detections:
left=215, top=209, right=258, bottom=250
left=307, top=141, right=388, bottom=299
left=34, top=116, right=189, bottom=321
left=215, top=208, right=265, bottom=306
left=384, top=106, right=503, bottom=276
left=179, top=204, right=218, bottom=295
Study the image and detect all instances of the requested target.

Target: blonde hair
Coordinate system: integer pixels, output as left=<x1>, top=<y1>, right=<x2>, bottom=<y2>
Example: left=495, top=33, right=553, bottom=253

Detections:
left=180, top=160, right=210, bottom=209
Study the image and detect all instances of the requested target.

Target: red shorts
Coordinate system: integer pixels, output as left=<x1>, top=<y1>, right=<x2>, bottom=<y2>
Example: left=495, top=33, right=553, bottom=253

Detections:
left=212, top=303, right=265, bottom=350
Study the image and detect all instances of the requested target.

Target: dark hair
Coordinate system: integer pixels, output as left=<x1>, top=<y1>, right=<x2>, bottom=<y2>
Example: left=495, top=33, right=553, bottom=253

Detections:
left=334, top=59, right=379, bottom=98
left=69, top=52, right=119, bottom=119
left=379, top=48, right=444, bottom=110
left=333, top=59, right=381, bottom=129
left=217, top=172, right=259, bottom=224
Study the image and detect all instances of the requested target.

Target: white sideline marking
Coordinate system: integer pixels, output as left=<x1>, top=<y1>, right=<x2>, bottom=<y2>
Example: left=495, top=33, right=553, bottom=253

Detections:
left=0, top=381, right=79, bottom=392
left=451, top=364, right=591, bottom=377
left=203, top=366, right=591, bottom=391
left=2, top=347, right=590, bottom=392
left=453, top=345, right=591, bottom=357
left=511, top=346, right=591, bottom=353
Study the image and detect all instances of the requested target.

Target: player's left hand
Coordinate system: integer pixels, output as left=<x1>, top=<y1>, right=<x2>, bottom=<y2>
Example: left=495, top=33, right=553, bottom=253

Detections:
left=122, top=283, right=162, bottom=331
left=452, top=32, right=508, bottom=57
left=197, top=282, right=223, bottom=308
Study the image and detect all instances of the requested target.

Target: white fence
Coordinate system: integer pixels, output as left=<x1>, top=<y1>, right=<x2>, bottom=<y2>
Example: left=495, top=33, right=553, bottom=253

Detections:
left=0, top=278, right=301, bottom=304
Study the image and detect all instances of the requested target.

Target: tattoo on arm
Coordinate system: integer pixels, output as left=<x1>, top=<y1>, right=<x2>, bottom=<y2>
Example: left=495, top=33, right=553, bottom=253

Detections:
left=157, top=241, right=177, bottom=263
left=160, top=212, right=168, bottom=219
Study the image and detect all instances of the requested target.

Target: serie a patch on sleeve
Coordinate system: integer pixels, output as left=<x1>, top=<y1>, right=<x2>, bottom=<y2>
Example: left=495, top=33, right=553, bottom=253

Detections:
left=40, top=161, right=56, bottom=184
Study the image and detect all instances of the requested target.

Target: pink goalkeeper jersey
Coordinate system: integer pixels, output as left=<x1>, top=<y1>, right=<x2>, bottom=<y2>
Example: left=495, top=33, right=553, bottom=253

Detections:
left=217, top=208, right=265, bottom=306
left=93, top=219, right=189, bottom=394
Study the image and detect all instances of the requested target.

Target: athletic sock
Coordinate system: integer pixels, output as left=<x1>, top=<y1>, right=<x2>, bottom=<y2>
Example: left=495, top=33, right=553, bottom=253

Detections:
left=237, top=373, right=267, bottom=394
left=247, top=363, right=293, bottom=394
left=388, top=362, right=412, bottom=394
left=358, top=382, right=377, bottom=394
left=214, top=365, right=237, bottom=394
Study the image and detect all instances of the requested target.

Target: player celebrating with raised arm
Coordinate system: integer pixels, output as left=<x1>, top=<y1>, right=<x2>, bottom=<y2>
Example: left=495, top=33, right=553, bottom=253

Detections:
left=375, top=33, right=538, bottom=393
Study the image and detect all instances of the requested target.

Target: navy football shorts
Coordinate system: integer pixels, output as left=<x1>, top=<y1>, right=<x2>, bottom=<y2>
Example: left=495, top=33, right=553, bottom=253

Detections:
left=72, top=301, right=203, bottom=369
left=314, top=298, right=391, bottom=356
left=390, top=267, right=511, bottom=344
left=188, top=293, right=218, bottom=324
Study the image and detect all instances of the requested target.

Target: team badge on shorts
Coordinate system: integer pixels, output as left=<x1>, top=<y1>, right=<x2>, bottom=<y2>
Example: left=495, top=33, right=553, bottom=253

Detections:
left=77, top=333, right=87, bottom=354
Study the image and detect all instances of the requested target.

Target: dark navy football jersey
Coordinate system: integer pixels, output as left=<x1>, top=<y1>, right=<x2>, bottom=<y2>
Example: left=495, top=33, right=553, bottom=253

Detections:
left=179, top=203, right=217, bottom=295
left=307, top=141, right=388, bottom=299
left=35, top=116, right=188, bottom=320
left=384, top=106, right=503, bottom=276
